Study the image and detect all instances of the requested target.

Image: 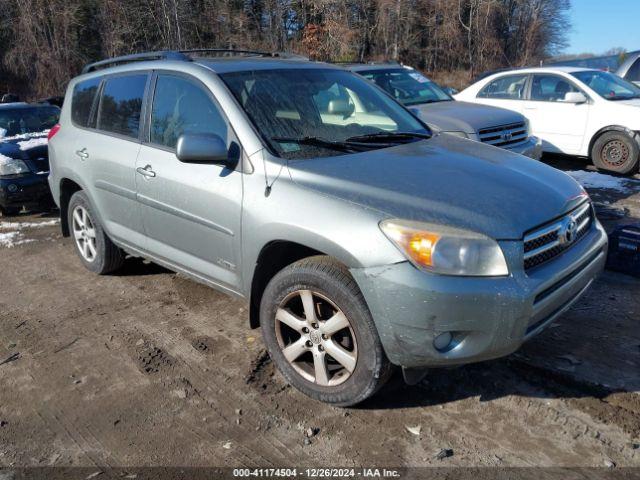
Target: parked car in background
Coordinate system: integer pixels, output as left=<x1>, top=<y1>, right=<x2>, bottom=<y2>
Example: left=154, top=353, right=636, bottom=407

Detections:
left=345, top=63, right=542, bottom=160
left=456, top=66, right=640, bottom=174
left=0, top=102, right=59, bottom=216
left=616, top=52, right=640, bottom=87
left=49, top=50, right=606, bottom=406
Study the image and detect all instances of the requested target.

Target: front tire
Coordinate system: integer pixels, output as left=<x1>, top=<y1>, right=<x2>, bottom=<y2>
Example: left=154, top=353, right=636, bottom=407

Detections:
left=591, top=130, right=639, bottom=174
left=260, top=256, right=391, bottom=406
left=68, top=191, right=125, bottom=274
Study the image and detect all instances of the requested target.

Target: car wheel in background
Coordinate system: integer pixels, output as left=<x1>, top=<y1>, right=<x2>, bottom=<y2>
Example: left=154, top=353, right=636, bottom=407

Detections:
left=591, top=130, right=640, bottom=175
left=68, top=191, right=125, bottom=274
left=0, top=206, right=21, bottom=217
left=260, top=256, right=392, bottom=406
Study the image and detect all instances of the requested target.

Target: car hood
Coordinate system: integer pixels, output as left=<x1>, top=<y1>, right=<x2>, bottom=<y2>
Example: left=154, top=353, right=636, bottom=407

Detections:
left=614, top=98, right=640, bottom=108
left=287, top=134, right=586, bottom=240
left=413, top=100, right=524, bottom=134
left=0, top=133, right=49, bottom=173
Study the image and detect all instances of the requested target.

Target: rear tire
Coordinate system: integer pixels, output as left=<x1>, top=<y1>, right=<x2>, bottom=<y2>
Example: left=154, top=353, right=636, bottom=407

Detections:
left=591, top=130, right=639, bottom=174
left=67, top=191, right=125, bottom=274
left=260, top=256, right=392, bottom=406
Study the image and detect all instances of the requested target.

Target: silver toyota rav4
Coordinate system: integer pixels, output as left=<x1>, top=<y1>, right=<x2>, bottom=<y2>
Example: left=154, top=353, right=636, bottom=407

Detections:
left=48, top=50, right=608, bottom=406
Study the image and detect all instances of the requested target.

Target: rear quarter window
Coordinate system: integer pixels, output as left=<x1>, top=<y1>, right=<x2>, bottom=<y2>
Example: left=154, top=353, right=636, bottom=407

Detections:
left=97, top=74, right=147, bottom=139
left=71, top=78, right=101, bottom=127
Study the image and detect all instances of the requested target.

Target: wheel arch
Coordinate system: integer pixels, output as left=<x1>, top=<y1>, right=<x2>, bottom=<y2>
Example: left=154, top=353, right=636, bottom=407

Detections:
left=588, top=125, right=640, bottom=157
left=248, top=240, right=351, bottom=330
left=59, top=177, right=84, bottom=237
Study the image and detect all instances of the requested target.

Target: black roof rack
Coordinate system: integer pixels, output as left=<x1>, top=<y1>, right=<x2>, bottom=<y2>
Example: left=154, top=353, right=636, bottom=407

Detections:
left=81, top=51, right=190, bottom=74
left=81, top=49, right=308, bottom=74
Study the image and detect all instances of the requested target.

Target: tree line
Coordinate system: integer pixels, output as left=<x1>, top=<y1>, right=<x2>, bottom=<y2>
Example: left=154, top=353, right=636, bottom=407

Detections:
left=0, top=0, right=571, bottom=99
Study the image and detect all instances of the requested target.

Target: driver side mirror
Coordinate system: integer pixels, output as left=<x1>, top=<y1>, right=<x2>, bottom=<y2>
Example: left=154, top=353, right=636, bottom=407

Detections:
left=176, top=133, right=230, bottom=166
left=562, top=92, right=588, bottom=104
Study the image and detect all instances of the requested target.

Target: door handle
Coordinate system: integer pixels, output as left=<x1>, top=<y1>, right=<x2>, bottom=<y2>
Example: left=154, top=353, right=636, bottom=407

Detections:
left=523, top=105, right=537, bottom=110
left=136, top=164, right=156, bottom=178
left=75, top=148, right=89, bottom=160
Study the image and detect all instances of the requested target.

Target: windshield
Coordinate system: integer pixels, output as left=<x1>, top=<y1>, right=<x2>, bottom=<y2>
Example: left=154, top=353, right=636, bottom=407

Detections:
left=220, top=68, right=430, bottom=159
left=0, top=105, right=60, bottom=138
left=571, top=70, right=640, bottom=100
left=359, top=68, right=452, bottom=106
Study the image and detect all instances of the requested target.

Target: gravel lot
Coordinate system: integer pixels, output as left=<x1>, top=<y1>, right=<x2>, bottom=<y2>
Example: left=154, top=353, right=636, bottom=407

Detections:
left=1, top=156, right=639, bottom=470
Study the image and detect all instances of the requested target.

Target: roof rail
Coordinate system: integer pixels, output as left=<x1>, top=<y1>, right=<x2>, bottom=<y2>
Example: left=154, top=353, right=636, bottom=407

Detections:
left=81, top=49, right=309, bottom=74
left=180, top=49, right=308, bottom=60
left=81, top=51, right=190, bottom=74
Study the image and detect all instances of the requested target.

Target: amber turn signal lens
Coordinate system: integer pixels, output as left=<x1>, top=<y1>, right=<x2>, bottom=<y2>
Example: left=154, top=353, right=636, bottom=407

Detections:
left=407, top=232, right=440, bottom=267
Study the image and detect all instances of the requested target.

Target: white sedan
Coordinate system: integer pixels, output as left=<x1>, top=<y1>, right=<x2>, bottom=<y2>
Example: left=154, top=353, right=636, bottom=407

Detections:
left=455, top=66, right=640, bottom=174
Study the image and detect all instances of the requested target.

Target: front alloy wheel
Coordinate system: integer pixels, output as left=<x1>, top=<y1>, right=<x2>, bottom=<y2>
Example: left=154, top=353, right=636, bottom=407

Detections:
left=275, top=289, right=357, bottom=386
left=260, top=256, right=391, bottom=406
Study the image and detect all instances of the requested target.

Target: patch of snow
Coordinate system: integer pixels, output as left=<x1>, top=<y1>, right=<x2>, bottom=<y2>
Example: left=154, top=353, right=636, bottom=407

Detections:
left=0, top=231, right=22, bottom=248
left=566, top=170, right=638, bottom=193
left=0, top=130, right=49, bottom=144
left=17, top=137, right=48, bottom=150
left=0, top=219, right=59, bottom=230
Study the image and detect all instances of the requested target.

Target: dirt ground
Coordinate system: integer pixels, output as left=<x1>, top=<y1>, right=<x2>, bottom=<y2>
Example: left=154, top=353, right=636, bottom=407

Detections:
left=1, top=155, right=639, bottom=470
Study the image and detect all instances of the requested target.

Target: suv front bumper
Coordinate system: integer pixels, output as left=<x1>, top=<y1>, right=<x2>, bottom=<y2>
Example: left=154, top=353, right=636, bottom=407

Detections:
left=503, top=136, right=542, bottom=160
left=0, top=173, right=53, bottom=210
left=350, top=220, right=607, bottom=368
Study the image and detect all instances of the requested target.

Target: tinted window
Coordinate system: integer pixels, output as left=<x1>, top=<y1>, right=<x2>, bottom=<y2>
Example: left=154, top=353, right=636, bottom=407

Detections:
left=0, top=106, right=60, bottom=137
left=530, top=75, right=580, bottom=102
left=97, top=75, right=147, bottom=138
left=479, top=74, right=528, bottom=100
left=360, top=69, right=451, bottom=105
left=150, top=75, right=227, bottom=149
left=71, top=78, right=101, bottom=127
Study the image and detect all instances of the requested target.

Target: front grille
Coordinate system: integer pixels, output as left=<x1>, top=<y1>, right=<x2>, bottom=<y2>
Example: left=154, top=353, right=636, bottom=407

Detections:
left=478, top=121, right=528, bottom=147
left=523, top=202, right=593, bottom=271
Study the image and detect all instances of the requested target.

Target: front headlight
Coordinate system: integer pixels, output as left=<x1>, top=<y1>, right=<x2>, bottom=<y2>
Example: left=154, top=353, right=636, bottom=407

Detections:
left=443, top=131, right=469, bottom=139
left=380, top=219, right=509, bottom=276
left=0, top=156, right=30, bottom=176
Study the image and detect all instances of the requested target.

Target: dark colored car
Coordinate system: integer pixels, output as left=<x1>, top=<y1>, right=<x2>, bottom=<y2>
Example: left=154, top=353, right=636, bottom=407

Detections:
left=0, top=103, right=60, bottom=216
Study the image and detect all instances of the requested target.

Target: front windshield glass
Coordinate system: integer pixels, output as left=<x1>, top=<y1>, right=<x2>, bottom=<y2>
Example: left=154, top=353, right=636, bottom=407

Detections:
left=359, top=68, right=452, bottom=106
left=571, top=70, right=640, bottom=100
left=220, top=68, right=430, bottom=159
left=0, top=105, right=60, bottom=138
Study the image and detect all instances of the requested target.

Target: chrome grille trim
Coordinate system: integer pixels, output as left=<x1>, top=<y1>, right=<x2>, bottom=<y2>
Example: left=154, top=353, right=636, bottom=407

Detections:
left=523, top=202, right=593, bottom=270
left=478, top=122, right=528, bottom=147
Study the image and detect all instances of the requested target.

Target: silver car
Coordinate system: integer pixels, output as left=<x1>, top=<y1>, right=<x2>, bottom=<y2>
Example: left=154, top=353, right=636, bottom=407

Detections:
left=346, top=63, right=542, bottom=159
left=48, top=50, right=607, bottom=406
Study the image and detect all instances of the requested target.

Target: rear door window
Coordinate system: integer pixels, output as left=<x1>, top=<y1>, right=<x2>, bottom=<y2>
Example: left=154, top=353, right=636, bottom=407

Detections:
left=478, top=74, right=528, bottom=100
left=71, top=78, right=101, bottom=127
left=97, top=74, right=148, bottom=139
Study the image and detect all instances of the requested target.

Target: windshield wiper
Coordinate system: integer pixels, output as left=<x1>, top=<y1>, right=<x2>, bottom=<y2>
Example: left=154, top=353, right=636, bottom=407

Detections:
left=345, top=131, right=432, bottom=143
left=272, top=136, right=380, bottom=152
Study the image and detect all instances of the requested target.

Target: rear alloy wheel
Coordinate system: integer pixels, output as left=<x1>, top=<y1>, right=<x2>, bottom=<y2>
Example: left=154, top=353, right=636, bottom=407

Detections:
left=67, top=191, right=125, bottom=274
left=72, top=205, right=98, bottom=263
left=591, top=130, right=639, bottom=174
left=260, top=256, right=391, bottom=406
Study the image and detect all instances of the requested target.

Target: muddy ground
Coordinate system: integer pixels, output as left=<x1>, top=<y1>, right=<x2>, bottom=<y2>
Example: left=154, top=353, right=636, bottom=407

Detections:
left=1, top=155, right=639, bottom=470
